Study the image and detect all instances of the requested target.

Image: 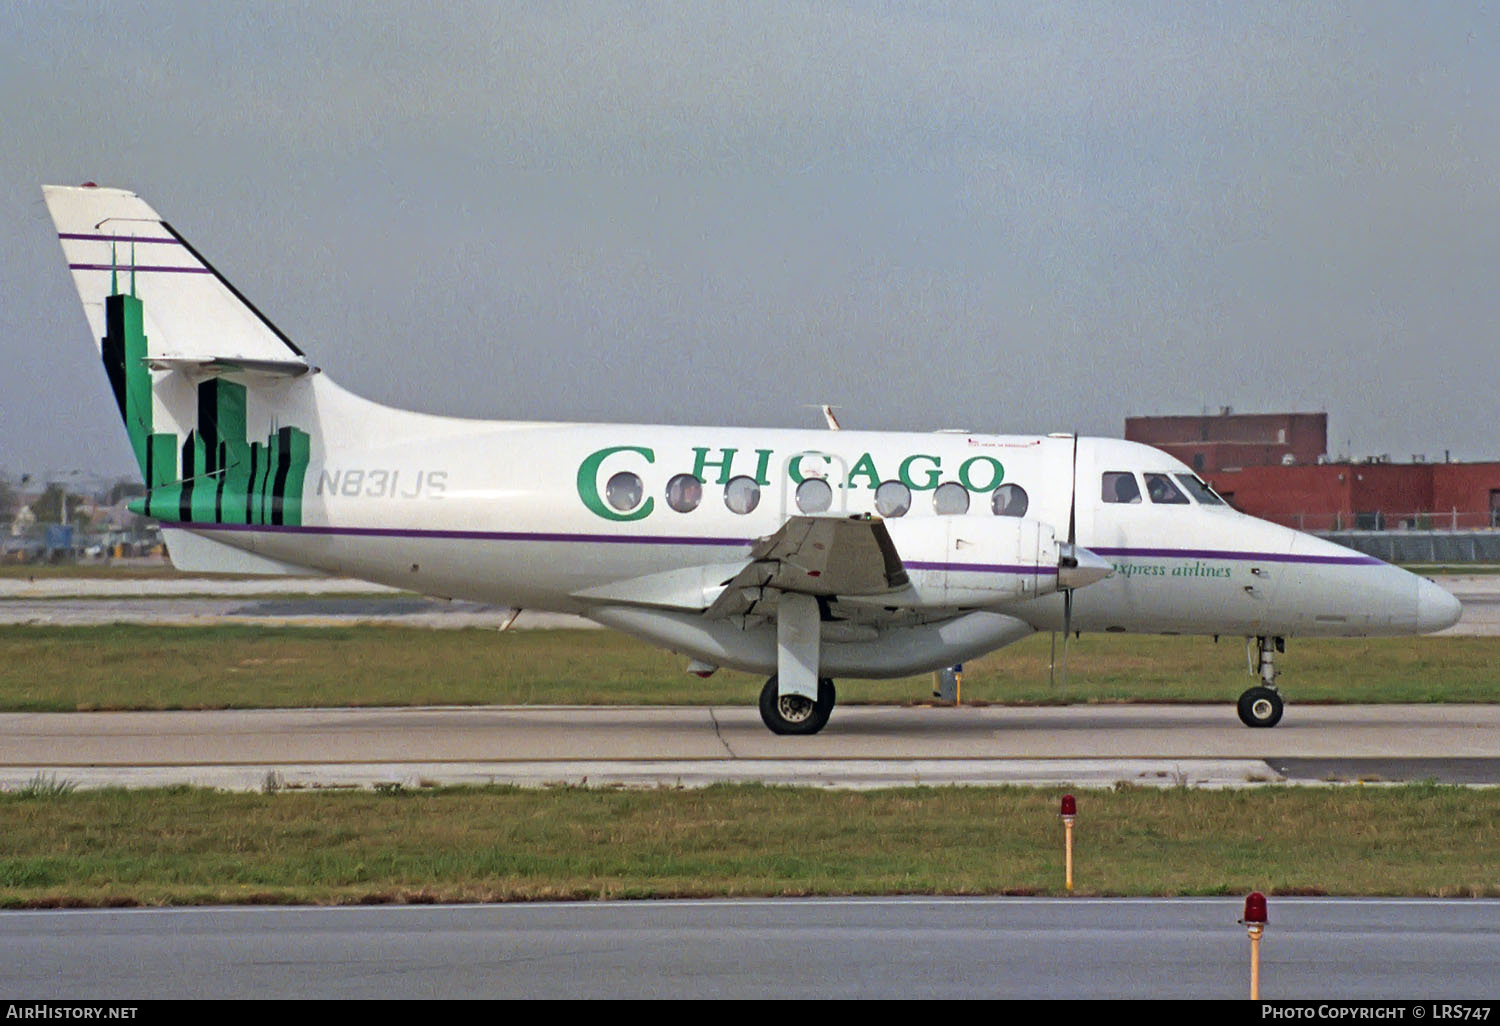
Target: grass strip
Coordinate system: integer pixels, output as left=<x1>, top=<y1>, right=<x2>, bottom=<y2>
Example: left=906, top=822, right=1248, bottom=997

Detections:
left=0, top=625, right=1495, bottom=711
left=1, top=784, right=1496, bottom=907
left=0, top=565, right=246, bottom=580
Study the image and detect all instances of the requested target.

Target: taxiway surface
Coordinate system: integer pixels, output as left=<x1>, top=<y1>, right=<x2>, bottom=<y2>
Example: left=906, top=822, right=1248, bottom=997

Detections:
left=5, top=703, right=1499, bottom=790
left=5, top=898, right=1497, bottom=999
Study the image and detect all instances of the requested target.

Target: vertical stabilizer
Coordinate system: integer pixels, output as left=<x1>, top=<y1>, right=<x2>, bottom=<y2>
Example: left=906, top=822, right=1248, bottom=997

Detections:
left=44, top=184, right=314, bottom=526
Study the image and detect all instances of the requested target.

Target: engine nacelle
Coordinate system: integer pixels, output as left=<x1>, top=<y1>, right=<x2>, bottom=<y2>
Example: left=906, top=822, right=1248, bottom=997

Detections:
left=881, top=516, right=1061, bottom=608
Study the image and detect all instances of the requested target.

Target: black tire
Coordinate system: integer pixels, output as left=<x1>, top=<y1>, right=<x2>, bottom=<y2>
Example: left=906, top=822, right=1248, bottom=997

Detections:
left=758, top=676, right=836, bottom=735
left=1237, top=686, right=1284, bottom=728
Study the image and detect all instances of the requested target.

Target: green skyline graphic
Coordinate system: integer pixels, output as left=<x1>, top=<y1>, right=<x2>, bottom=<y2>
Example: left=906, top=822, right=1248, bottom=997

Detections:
left=102, top=287, right=310, bottom=526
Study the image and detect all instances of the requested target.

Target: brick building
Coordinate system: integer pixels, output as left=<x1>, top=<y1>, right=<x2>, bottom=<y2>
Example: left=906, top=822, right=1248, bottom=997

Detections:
left=1208, top=460, right=1500, bottom=531
left=1125, top=410, right=1500, bottom=530
left=1125, top=410, right=1327, bottom=474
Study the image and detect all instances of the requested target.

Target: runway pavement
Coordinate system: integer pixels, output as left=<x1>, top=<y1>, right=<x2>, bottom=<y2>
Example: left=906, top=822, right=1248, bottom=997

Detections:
left=4, top=703, right=1498, bottom=791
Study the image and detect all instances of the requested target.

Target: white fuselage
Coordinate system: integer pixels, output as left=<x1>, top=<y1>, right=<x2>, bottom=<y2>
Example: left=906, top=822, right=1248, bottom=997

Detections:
left=182, top=394, right=1457, bottom=678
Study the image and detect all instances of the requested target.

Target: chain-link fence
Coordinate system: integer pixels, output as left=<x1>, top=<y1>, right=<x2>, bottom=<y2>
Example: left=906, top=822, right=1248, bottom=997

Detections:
left=1272, top=510, right=1500, bottom=531
left=1319, top=530, right=1500, bottom=563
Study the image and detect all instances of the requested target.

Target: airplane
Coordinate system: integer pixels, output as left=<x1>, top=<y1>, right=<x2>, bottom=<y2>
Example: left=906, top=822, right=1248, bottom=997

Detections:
left=41, top=183, right=1464, bottom=735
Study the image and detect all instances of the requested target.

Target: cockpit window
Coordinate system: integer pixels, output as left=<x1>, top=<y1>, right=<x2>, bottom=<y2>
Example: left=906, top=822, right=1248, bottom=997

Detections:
left=1101, top=472, right=1141, bottom=504
left=1174, top=473, right=1226, bottom=505
left=1144, top=473, right=1189, bottom=504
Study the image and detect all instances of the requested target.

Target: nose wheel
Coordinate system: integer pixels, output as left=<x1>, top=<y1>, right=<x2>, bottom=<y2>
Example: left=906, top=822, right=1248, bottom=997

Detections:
left=1237, top=635, right=1286, bottom=728
left=759, top=676, right=836, bottom=735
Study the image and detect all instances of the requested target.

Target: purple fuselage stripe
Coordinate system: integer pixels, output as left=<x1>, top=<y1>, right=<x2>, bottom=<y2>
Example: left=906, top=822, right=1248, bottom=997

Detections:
left=68, top=263, right=211, bottom=274
left=1092, top=546, right=1382, bottom=566
left=59, top=232, right=181, bottom=245
left=186, top=523, right=1050, bottom=575
left=907, top=561, right=1058, bottom=575
left=188, top=521, right=754, bottom=548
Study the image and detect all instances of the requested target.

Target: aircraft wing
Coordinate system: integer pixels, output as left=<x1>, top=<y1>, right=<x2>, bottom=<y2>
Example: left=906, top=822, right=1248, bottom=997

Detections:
left=704, top=514, right=908, bottom=619
left=570, top=514, right=909, bottom=616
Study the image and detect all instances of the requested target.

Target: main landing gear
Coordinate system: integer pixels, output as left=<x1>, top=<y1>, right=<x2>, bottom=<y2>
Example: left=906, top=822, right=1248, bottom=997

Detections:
left=759, top=676, right=837, bottom=735
left=1237, top=635, right=1285, bottom=728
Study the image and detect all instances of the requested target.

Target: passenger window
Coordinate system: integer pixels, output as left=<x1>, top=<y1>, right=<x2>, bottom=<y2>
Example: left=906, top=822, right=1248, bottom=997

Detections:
left=1101, top=472, right=1141, bottom=504
left=724, top=475, right=761, bottom=515
left=1144, top=473, right=1189, bottom=504
left=665, top=473, right=703, bottom=513
left=991, top=483, right=1028, bottom=517
left=933, top=481, right=970, bottom=515
left=874, top=480, right=912, bottom=518
left=795, top=477, right=833, bottom=514
left=605, top=472, right=644, bottom=512
left=1174, top=474, right=1226, bottom=505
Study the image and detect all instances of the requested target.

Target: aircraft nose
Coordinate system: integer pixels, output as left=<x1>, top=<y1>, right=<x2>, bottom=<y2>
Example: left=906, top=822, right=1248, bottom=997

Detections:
left=1415, top=578, right=1462, bottom=633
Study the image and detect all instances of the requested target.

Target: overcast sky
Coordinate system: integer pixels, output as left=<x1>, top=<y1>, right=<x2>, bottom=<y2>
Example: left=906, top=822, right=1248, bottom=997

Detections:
left=2, top=1, right=1496, bottom=483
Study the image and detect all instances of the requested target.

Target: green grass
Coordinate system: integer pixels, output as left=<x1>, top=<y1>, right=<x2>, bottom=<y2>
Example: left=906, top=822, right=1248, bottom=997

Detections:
left=1, top=784, right=1495, bottom=907
left=0, top=563, right=226, bottom=580
left=0, top=625, right=1494, bottom=712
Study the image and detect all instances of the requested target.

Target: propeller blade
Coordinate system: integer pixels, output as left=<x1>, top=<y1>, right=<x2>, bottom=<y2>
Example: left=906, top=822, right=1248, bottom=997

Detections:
left=1060, top=588, right=1073, bottom=695
left=1056, top=432, right=1082, bottom=696
left=1067, top=432, right=1078, bottom=548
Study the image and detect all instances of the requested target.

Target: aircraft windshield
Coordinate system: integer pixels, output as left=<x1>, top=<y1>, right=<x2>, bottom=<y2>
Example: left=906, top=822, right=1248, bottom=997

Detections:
left=1174, top=473, right=1226, bottom=505
left=1144, top=473, right=1189, bottom=504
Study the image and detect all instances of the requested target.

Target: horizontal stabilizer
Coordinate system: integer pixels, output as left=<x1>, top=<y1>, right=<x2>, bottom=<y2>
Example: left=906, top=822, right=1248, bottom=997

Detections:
left=145, top=355, right=311, bottom=379
left=161, top=528, right=318, bottom=576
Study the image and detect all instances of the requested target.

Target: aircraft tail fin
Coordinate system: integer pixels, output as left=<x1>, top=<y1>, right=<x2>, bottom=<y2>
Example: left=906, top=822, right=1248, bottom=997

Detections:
left=43, top=184, right=309, bottom=371
left=43, top=184, right=317, bottom=527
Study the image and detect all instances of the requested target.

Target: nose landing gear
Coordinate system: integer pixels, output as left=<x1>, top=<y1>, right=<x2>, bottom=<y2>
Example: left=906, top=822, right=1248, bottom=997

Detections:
left=1237, top=635, right=1285, bottom=728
